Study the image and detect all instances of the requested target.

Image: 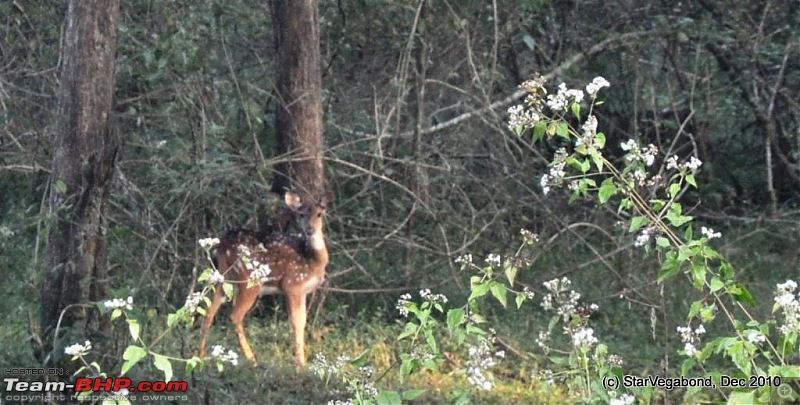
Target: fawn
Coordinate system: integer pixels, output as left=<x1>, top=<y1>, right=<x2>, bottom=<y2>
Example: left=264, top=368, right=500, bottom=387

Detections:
left=198, top=191, right=333, bottom=367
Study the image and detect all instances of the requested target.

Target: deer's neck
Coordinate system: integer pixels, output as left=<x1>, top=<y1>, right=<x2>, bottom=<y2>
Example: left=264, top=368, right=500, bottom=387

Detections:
left=305, top=232, right=329, bottom=269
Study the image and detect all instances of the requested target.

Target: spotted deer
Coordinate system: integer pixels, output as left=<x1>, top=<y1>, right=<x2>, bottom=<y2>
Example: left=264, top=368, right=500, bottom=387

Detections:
left=198, top=191, right=333, bottom=367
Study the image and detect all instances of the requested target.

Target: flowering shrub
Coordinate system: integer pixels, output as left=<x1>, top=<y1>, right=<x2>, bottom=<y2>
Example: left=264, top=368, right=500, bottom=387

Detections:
left=503, top=75, right=800, bottom=403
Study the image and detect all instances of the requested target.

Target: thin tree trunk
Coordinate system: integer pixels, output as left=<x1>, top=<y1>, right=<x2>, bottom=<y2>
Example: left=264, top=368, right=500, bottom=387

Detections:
left=41, top=0, right=120, bottom=354
left=270, top=0, right=325, bottom=200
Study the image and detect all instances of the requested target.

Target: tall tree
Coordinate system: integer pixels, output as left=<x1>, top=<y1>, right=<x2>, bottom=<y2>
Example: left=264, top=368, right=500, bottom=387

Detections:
left=270, top=0, right=325, bottom=199
left=41, top=0, right=120, bottom=350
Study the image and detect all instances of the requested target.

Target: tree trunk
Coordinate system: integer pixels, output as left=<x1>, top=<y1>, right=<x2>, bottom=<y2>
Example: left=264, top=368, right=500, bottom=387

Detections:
left=41, top=0, right=120, bottom=352
left=269, top=0, right=325, bottom=200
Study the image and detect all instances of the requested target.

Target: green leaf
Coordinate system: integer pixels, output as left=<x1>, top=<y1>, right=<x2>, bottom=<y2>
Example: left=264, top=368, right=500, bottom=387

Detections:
left=167, top=312, right=180, bottom=328
left=688, top=300, right=703, bottom=318
left=185, top=356, right=202, bottom=373
left=469, top=282, right=491, bottom=301
left=111, top=308, right=122, bottom=322
left=127, top=319, right=140, bottom=341
left=655, top=237, right=671, bottom=248
left=223, top=282, right=234, bottom=301
left=533, top=122, right=546, bottom=143
left=669, top=183, right=681, bottom=199
left=690, top=265, right=706, bottom=290
left=516, top=293, right=526, bottom=309
left=598, top=178, right=617, bottom=204
left=153, top=354, right=173, bottom=382
left=571, top=102, right=581, bottom=119
left=595, top=132, right=606, bottom=148
left=628, top=216, right=647, bottom=233
left=686, top=174, right=697, bottom=188
left=504, top=263, right=519, bottom=286
left=402, top=389, right=427, bottom=401
left=556, top=122, right=569, bottom=139
left=121, top=345, right=147, bottom=375
left=658, top=256, right=681, bottom=281
left=54, top=180, right=67, bottom=194
left=666, top=211, right=693, bottom=227
left=728, top=283, right=755, bottom=306
left=447, top=308, right=465, bottom=335
left=709, top=277, right=724, bottom=292
left=376, top=390, right=402, bottom=405
left=490, top=282, right=508, bottom=308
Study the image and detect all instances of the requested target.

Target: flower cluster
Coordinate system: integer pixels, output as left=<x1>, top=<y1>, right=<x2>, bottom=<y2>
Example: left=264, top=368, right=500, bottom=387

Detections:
left=546, top=82, right=584, bottom=111
left=575, top=115, right=602, bottom=151
left=634, top=228, right=654, bottom=247
left=210, top=345, right=239, bottom=366
left=520, top=229, right=539, bottom=245
left=507, top=104, right=541, bottom=132
left=536, top=330, right=551, bottom=352
left=248, top=260, right=272, bottom=281
left=774, top=280, right=800, bottom=336
left=198, top=238, right=219, bottom=250
left=455, top=254, right=473, bottom=265
left=485, top=253, right=501, bottom=266
left=585, top=76, right=611, bottom=96
left=540, top=148, right=569, bottom=195
left=65, top=340, right=92, bottom=357
left=420, top=288, right=448, bottom=304
left=572, top=327, right=598, bottom=348
left=465, top=339, right=503, bottom=391
left=621, top=140, right=658, bottom=167
left=541, top=277, right=583, bottom=322
left=700, top=226, right=721, bottom=240
left=184, top=292, right=203, bottom=312
left=103, top=296, right=133, bottom=310
left=208, top=270, right=225, bottom=284
left=396, top=293, right=412, bottom=317
left=609, top=393, right=635, bottom=405
left=666, top=155, right=703, bottom=172
left=677, top=324, right=705, bottom=357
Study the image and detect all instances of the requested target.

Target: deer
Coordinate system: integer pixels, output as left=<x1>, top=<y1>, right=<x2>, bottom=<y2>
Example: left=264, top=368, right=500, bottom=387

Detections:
left=198, top=191, right=333, bottom=368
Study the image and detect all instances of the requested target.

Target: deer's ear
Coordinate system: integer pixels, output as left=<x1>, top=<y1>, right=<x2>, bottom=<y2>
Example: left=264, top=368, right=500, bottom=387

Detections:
left=285, top=192, right=303, bottom=211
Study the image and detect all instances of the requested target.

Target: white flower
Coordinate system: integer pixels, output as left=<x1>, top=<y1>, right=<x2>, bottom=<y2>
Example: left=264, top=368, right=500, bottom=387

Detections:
left=420, top=289, right=448, bottom=304
left=683, top=156, right=703, bottom=171
left=198, top=238, right=219, bottom=250
left=396, top=293, right=412, bottom=317
left=210, top=345, right=239, bottom=366
left=694, top=324, right=706, bottom=336
left=208, top=270, right=225, bottom=284
left=701, top=226, right=721, bottom=239
left=634, top=229, right=651, bottom=247
left=666, top=155, right=679, bottom=170
left=572, top=328, right=598, bottom=348
left=103, top=296, right=133, bottom=310
left=586, top=76, right=611, bottom=96
left=610, top=393, right=635, bottom=405
left=684, top=342, right=697, bottom=357
left=184, top=292, right=203, bottom=311
left=485, top=253, right=501, bottom=266
left=620, top=139, right=637, bottom=151
left=455, top=254, right=473, bottom=264
left=249, top=260, right=272, bottom=281
left=540, top=174, right=552, bottom=195
left=65, top=340, right=92, bottom=357
left=777, top=280, right=797, bottom=294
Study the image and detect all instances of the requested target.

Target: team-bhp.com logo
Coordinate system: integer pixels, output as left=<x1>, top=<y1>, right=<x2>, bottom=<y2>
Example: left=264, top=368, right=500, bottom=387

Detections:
left=4, top=376, right=189, bottom=402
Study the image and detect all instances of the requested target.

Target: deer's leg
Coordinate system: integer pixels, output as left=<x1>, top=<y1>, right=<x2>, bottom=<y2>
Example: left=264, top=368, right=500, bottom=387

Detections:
left=287, top=291, right=308, bottom=368
left=230, top=285, right=261, bottom=365
left=199, top=284, right=225, bottom=358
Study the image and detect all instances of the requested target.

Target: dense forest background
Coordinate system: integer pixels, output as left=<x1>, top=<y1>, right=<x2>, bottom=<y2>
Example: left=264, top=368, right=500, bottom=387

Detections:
left=1, top=0, right=798, bottom=403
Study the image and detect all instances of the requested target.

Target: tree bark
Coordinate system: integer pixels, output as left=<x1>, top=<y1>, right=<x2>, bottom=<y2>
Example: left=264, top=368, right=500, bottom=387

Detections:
left=270, top=0, right=325, bottom=200
left=41, top=0, right=120, bottom=350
